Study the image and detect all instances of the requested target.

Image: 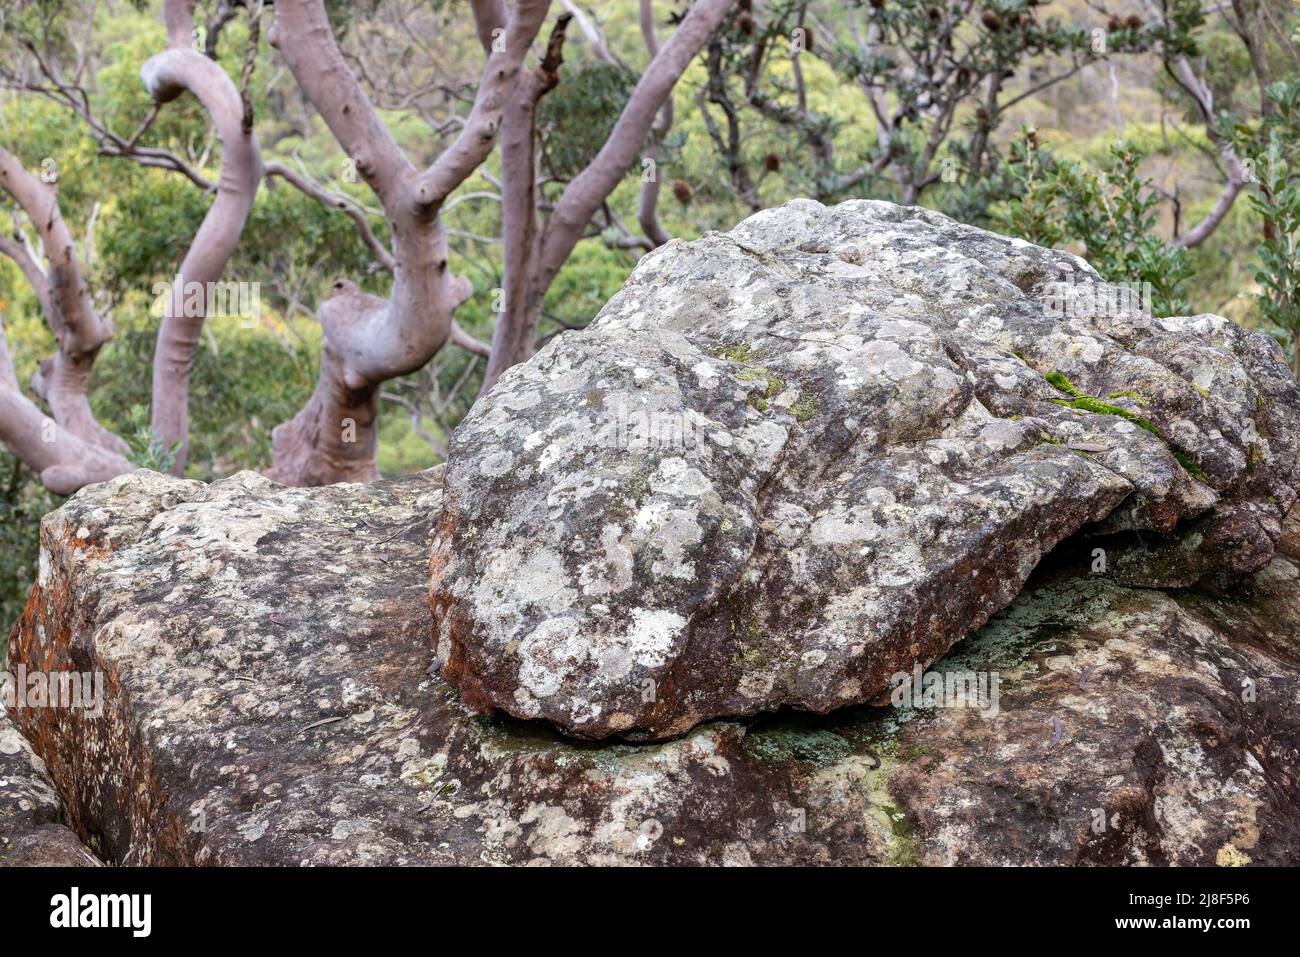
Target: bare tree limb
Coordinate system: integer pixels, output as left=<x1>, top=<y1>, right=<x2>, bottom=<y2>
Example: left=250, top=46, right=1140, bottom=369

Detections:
left=0, top=146, right=126, bottom=459
left=0, top=231, right=54, bottom=324
left=637, top=0, right=673, bottom=248
left=482, top=10, right=574, bottom=399
left=450, top=319, right=491, bottom=358
left=1167, top=54, right=1245, bottom=248
left=263, top=0, right=547, bottom=484
left=411, top=0, right=553, bottom=212
left=479, top=0, right=735, bottom=394
left=470, top=0, right=508, bottom=53
left=560, top=0, right=619, bottom=66
left=380, top=389, right=447, bottom=459
left=541, top=0, right=734, bottom=284
left=0, top=319, right=131, bottom=495
left=240, top=1, right=265, bottom=135
left=0, top=149, right=108, bottom=356
left=142, top=0, right=263, bottom=471
left=264, top=159, right=397, bottom=271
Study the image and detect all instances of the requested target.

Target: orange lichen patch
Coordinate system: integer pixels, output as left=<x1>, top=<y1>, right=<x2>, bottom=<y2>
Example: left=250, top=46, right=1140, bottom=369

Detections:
left=58, top=527, right=115, bottom=562
left=12, top=670, right=186, bottom=863
left=437, top=621, right=496, bottom=717
left=6, top=556, right=188, bottom=864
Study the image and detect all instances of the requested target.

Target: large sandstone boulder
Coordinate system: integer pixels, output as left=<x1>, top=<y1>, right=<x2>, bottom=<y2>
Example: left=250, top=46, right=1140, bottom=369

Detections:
left=431, top=200, right=1300, bottom=740
left=6, top=468, right=1300, bottom=865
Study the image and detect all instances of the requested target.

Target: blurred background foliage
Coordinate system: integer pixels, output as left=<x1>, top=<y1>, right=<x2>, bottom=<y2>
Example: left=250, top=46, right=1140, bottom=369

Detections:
left=1, top=0, right=1298, bottom=638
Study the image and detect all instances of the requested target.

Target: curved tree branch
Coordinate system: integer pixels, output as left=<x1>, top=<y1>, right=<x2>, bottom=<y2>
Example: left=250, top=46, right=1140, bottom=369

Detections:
left=142, top=0, right=263, bottom=472
left=0, top=149, right=109, bottom=357
left=636, top=0, right=673, bottom=249
left=560, top=0, right=619, bottom=66
left=264, top=159, right=397, bottom=271
left=540, top=0, right=735, bottom=287
left=0, top=322, right=131, bottom=496
left=264, top=0, right=546, bottom=485
left=411, top=0, right=553, bottom=212
left=450, top=319, right=491, bottom=358
left=0, top=146, right=125, bottom=459
left=480, top=0, right=736, bottom=394
left=1167, top=54, right=1245, bottom=248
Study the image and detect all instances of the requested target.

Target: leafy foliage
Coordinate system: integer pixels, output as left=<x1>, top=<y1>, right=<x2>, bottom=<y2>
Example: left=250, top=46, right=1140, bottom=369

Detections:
left=538, top=59, right=638, bottom=180
left=0, top=451, right=57, bottom=656
left=123, top=404, right=181, bottom=472
left=998, top=131, right=1193, bottom=316
left=1242, top=78, right=1300, bottom=372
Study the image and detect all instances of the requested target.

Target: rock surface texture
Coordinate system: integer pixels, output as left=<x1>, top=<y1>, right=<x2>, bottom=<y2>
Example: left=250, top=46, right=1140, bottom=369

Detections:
left=1, top=708, right=99, bottom=866
left=431, top=200, right=1300, bottom=740
left=6, top=467, right=1300, bottom=865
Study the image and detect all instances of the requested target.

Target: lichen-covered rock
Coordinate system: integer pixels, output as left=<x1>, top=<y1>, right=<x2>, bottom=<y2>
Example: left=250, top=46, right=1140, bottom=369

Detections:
left=7, top=468, right=1299, bottom=865
left=1, top=708, right=99, bottom=866
left=888, top=559, right=1300, bottom=865
left=431, top=199, right=1300, bottom=740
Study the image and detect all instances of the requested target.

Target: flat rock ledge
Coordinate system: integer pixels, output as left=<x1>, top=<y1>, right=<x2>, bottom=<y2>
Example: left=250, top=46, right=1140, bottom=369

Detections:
left=7, top=468, right=1300, bottom=865
left=432, top=200, right=1300, bottom=740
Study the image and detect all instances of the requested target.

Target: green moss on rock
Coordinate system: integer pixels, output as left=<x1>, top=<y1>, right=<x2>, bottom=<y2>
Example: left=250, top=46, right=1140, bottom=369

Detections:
left=1044, top=371, right=1083, bottom=396
left=1044, top=371, right=1208, bottom=481
left=716, top=342, right=755, bottom=363
left=743, top=727, right=852, bottom=766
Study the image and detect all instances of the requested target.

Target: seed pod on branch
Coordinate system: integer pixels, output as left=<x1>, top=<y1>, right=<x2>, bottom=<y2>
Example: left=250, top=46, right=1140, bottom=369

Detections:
left=671, top=179, right=694, bottom=205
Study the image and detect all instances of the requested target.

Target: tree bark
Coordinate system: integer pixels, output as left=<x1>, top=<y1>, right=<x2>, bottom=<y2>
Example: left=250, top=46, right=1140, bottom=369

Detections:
left=0, top=149, right=117, bottom=430
left=265, top=317, right=383, bottom=485
left=0, top=0, right=264, bottom=493
left=0, top=146, right=133, bottom=493
left=480, top=0, right=736, bottom=394
left=265, top=0, right=548, bottom=485
left=143, top=0, right=263, bottom=472
left=1167, top=55, right=1246, bottom=249
left=637, top=0, right=674, bottom=248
